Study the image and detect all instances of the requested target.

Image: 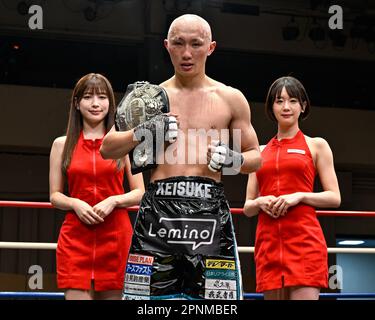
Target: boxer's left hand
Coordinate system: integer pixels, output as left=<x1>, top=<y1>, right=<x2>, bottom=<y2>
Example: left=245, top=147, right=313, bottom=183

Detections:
left=165, top=114, right=178, bottom=143
left=207, top=140, right=244, bottom=172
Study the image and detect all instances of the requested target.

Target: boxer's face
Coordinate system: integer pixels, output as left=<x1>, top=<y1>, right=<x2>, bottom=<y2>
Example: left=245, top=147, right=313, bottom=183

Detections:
left=165, top=21, right=216, bottom=76
left=78, top=89, right=109, bottom=125
left=272, top=87, right=305, bottom=125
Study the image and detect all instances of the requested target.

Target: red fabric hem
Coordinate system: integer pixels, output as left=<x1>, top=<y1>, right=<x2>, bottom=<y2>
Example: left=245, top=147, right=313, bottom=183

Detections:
left=58, top=277, right=124, bottom=291
left=257, top=277, right=328, bottom=292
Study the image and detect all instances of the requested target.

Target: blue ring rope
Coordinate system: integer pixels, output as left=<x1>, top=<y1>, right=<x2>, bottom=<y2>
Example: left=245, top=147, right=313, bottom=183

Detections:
left=0, top=292, right=64, bottom=299
left=1, top=292, right=375, bottom=299
left=244, top=293, right=375, bottom=299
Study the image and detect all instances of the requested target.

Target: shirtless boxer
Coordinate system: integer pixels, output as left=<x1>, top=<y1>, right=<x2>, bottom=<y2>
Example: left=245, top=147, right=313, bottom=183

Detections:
left=100, top=14, right=261, bottom=300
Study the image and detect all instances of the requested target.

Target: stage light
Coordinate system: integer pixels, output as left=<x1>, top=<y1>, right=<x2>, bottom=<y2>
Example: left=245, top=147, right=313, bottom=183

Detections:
left=282, top=17, right=299, bottom=41
left=309, top=20, right=325, bottom=42
left=338, top=240, right=365, bottom=246
left=84, top=6, right=97, bottom=22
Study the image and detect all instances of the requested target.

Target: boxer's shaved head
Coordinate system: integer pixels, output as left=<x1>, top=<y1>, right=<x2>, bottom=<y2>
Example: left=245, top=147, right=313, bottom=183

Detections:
left=167, top=14, right=212, bottom=42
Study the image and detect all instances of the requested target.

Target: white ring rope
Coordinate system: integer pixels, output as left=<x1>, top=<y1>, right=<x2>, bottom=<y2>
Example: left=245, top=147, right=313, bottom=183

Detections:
left=0, top=242, right=374, bottom=254
left=0, top=242, right=57, bottom=250
left=237, top=246, right=375, bottom=254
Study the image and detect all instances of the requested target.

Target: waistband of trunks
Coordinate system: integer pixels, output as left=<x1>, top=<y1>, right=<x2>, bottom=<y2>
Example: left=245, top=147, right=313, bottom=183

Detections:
left=147, top=176, right=225, bottom=199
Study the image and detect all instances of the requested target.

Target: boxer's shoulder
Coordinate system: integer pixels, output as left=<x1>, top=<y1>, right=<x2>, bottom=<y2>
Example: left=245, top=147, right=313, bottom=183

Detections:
left=208, top=80, right=246, bottom=102
left=159, top=78, right=173, bottom=90
left=215, top=85, right=250, bottom=116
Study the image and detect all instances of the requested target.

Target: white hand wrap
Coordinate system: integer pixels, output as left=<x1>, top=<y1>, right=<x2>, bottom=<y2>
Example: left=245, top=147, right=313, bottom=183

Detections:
left=166, top=116, right=178, bottom=143
left=208, top=142, right=244, bottom=173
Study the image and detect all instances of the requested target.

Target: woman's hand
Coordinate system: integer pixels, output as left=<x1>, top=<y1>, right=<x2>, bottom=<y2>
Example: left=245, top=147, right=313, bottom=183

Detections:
left=256, top=195, right=278, bottom=217
left=72, top=199, right=104, bottom=225
left=93, top=196, right=118, bottom=219
left=269, top=192, right=304, bottom=218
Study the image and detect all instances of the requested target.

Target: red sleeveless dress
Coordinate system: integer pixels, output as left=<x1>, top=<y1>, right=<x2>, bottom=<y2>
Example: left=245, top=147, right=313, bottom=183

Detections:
left=56, top=132, right=133, bottom=291
left=255, top=130, right=327, bottom=292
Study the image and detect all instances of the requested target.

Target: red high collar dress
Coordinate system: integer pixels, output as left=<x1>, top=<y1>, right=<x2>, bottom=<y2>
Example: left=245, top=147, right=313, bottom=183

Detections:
left=254, top=130, right=328, bottom=292
left=56, top=132, right=133, bottom=291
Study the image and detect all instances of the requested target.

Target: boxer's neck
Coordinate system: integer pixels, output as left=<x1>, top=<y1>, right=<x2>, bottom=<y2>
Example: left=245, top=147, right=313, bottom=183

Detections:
left=173, top=73, right=208, bottom=89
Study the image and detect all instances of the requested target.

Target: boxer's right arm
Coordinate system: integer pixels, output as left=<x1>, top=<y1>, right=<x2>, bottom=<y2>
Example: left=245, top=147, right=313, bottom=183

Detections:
left=100, top=126, right=139, bottom=160
left=100, top=115, right=178, bottom=160
left=228, top=88, right=262, bottom=174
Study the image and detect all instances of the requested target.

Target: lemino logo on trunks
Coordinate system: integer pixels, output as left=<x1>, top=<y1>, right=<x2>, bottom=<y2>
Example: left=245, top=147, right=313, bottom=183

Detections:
left=145, top=214, right=220, bottom=255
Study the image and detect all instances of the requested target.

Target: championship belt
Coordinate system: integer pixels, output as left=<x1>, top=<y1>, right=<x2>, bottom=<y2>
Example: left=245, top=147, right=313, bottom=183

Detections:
left=115, top=81, right=170, bottom=175
left=115, top=81, right=169, bottom=131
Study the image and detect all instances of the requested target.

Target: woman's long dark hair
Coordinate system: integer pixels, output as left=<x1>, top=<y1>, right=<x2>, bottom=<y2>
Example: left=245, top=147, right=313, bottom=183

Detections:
left=61, top=73, right=116, bottom=174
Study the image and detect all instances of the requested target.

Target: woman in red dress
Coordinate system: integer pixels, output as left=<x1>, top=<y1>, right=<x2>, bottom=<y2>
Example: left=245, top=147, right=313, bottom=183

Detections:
left=244, top=76, right=341, bottom=300
left=49, top=73, right=144, bottom=300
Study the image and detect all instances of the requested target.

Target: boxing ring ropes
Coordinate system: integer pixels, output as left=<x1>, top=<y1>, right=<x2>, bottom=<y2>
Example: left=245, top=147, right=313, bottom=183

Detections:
left=0, top=200, right=374, bottom=300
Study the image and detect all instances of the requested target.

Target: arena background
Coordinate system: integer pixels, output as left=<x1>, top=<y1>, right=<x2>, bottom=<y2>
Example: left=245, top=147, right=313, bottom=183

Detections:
left=0, top=0, right=374, bottom=295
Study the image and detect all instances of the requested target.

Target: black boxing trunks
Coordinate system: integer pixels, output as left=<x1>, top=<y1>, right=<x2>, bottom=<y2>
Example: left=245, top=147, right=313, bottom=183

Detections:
left=122, top=176, right=243, bottom=300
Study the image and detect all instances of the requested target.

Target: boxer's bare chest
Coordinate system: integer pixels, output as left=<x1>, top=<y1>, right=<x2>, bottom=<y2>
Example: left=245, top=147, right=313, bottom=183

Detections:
left=168, top=89, right=232, bottom=132
left=152, top=86, right=230, bottom=180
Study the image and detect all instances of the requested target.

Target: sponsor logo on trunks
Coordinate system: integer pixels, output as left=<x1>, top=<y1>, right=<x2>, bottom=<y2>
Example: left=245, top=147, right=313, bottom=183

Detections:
left=148, top=217, right=217, bottom=251
left=128, top=254, right=154, bottom=266
left=287, top=148, right=306, bottom=154
left=126, top=263, right=153, bottom=276
left=205, top=269, right=237, bottom=280
left=205, top=279, right=237, bottom=291
left=125, top=273, right=151, bottom=285
left=206, top=259, right=236, bottom=270
left=156, top=181, right=212, bottom=198
left=143, top=212, right=220, bottom=255
left=124, top=283, right=150, bottom=296
left=123, top=293, right=150, bottom=300
left=204, top=289, right=237, bottom=300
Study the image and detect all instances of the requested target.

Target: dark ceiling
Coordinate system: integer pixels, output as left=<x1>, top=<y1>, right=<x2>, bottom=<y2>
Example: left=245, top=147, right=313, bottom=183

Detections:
left=1, top=35, right=374, bottom=110
left=1, top=0, right=374, bottom=109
